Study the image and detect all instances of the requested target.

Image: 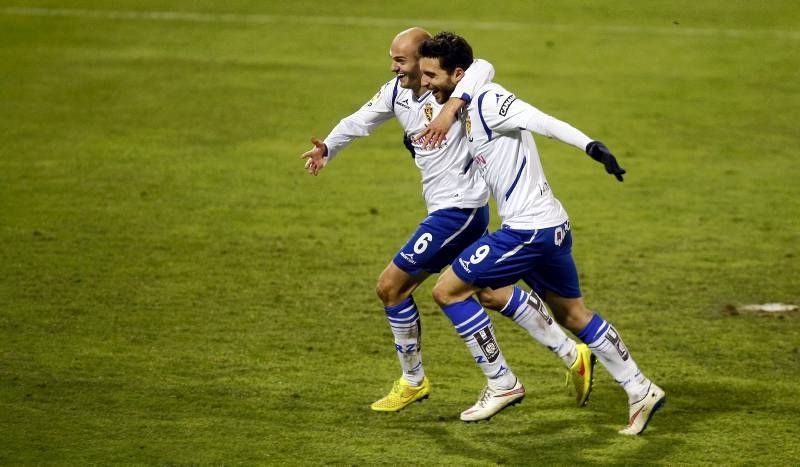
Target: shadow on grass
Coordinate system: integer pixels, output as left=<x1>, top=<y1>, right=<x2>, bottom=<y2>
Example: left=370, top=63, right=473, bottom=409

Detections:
left=405, top=380, right=760, bottom=465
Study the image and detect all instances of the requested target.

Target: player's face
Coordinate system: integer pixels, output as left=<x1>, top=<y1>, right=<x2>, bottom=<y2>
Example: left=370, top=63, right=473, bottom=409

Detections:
left=419, top=57, right=460, bottom=104
left=390, top=44, right=422, bottom=91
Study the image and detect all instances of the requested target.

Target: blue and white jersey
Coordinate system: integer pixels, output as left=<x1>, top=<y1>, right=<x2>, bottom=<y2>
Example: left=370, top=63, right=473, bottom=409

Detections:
left=463, top=82, right=593, bottom=230
left=323, top=60, right=495, bottom=213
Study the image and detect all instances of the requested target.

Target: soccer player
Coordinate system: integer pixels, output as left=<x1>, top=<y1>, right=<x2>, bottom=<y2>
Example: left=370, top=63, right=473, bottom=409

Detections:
left=301, top=28, right=595, bottom=418
left=417, top=32, right=665, bottom=435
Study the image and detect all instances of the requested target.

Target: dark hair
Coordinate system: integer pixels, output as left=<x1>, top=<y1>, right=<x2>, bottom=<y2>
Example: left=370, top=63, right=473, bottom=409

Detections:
left=418, top=31, right=473, bottom=73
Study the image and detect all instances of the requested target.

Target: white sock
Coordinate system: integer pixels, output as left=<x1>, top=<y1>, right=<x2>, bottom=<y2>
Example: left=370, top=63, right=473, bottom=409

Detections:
left=384, top=296, right=424, bottom=386
left=501, top=287, right=577, bottom=368
left=577, top=312, right=650, bottom=401
left=442, top=297, right=517, bottom=390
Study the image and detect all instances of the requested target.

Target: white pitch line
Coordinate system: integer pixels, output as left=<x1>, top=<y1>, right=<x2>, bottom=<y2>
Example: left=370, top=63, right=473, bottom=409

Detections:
left=2, top=6, right=799, bottom=40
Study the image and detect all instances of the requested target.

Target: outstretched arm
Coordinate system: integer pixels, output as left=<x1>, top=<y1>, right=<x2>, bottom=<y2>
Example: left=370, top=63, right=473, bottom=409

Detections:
left=522, top=109, right=626, bottom=181
left=585, top=141, right=625, bottom=181
left=492, top=95, right=626, bottom=181
left=300, top=137, right=328, bottom=176
left=299, top=80, right=397, bottom=176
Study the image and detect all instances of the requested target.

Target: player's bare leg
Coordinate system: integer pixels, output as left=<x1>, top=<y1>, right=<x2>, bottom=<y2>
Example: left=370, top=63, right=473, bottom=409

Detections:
left=376, top=261, right=429, bottom=307
left=477, top=286, right=581, bottom=368
left=544, top=290, right=665, bottom=434
left=479, top=286, right=594, bottom=406
left=432, top=270, right=524, bottom=421
left=370, top=262, right=431, bottom=412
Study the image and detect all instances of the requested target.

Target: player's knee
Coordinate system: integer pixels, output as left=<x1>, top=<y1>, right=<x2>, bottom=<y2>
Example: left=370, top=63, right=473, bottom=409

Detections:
left=375, top=276, right=405, bottom=306
left=476, top=288, right=504, bottom=311
left=431, top=283, right=452, bottom=307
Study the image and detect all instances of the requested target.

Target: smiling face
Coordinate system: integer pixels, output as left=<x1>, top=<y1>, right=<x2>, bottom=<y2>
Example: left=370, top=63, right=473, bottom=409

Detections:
left=390, top=41, right=421, bottom=91
left=419, top=56, right=464, bottom=104
left=389, top=28, right=430, bottom=93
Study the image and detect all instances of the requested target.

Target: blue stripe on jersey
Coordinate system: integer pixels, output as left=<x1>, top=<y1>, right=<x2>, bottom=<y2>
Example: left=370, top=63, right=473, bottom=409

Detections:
left=391, top=77, right=400, bottom=112
left=462, top=158, right=473, bottom=174
left=460, top=92, right=472, bottom=104
left=504, top=156, right=527, bottom=200
left=476, top=91, right=492, bottom=141
left=414, top=90, right=431, bottom=102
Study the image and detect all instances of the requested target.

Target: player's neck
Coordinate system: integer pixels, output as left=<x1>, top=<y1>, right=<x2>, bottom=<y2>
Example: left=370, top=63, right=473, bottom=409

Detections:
left=412, top=86, right=427, bottom=99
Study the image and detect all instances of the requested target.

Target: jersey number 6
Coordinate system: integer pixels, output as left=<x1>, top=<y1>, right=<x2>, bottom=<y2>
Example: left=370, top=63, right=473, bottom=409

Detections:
left=414, top=233, right=433, bottom=254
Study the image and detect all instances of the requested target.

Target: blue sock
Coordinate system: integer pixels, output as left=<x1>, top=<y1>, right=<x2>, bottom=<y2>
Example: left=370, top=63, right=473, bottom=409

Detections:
left=576, top=312, right=648, bottom=399
left=441, top=297, right=516, bottom=389
left=384, top=296, right=424, bottom=385
left=576, top=312, right=609, bottom=344
left=500, top=286, right=527, bottom=318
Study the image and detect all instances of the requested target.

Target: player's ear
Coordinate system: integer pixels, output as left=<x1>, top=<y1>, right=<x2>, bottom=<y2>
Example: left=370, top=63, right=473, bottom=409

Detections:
left=453, top=67, right=465, bottom=82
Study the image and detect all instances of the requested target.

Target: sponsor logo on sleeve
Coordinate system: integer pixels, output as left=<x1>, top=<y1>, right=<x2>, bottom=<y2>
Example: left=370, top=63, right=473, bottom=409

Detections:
left=473, top=326, right=500, bottom=363
left=499, top=94, right=517, bottom=116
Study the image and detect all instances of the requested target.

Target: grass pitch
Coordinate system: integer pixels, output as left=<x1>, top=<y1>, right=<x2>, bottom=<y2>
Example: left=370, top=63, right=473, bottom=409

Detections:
left=1, top=1, right=799, bottom=464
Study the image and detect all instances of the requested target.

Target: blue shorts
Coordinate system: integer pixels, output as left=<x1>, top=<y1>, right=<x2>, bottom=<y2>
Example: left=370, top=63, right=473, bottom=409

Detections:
left=451, top=220, right=582, bottom=299
left=393, top=205, right=490, bottom=276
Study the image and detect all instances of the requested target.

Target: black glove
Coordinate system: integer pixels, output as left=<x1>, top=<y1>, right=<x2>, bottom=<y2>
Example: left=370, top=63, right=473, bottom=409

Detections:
left=586, top=141, right=625, bottom=182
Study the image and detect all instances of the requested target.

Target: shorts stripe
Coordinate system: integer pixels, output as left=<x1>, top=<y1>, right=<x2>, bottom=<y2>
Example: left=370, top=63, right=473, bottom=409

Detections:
left=441, top=208, right=477, bottom=248
left=494, top=230, right=537, bottom=264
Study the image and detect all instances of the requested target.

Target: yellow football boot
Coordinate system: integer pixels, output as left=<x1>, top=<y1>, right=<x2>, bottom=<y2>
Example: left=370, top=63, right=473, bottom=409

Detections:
left=566, top=343, right=596, bottom=407
left=370, top=377, right=430, bottom=412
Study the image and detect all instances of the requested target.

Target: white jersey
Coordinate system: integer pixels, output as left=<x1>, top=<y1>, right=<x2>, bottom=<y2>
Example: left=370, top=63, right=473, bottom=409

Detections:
left=463, top=82, right=593, bottom=229
left=323, top=60, right=495, bottom=213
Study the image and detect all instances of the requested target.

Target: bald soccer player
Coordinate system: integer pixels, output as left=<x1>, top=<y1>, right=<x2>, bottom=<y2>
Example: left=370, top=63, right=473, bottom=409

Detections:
left=301, top=28, right=594, bottom=419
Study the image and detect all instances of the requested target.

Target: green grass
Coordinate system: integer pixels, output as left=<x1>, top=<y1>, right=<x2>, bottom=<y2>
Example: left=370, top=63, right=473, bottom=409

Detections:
left=1, top=0, right=799, bottom=464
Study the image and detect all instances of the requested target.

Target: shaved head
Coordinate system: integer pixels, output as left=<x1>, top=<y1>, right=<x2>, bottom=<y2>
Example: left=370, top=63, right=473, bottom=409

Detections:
left=389, top=27, right=431, bottom=93
left=391, top=27, right=431, bottom=55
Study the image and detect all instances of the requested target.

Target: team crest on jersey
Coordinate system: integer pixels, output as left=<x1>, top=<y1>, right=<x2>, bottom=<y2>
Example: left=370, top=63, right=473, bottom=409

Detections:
left=423, top=102, right=433, bottom=122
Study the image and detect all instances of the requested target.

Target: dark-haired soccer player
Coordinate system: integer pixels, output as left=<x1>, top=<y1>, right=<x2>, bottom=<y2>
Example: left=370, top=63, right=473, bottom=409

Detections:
left=416, top=31, right=664, bottom=434
left=301, top=28, right=595, bottom=417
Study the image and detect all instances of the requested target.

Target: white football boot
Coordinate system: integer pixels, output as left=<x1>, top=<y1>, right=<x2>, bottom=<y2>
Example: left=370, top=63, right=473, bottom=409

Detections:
left=460, top=379, right=525, bottom=422
left=619, top=382, right=666, bottom=435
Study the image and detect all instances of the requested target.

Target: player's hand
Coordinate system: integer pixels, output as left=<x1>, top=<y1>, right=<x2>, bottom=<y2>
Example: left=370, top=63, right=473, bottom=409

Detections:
left=586, top=141, right=626, bottom=182
left=300, top=137, right=328, bottom=176
left=414, top=97, right=464, bottom=149
left=415, top=113, right=452, bottom=149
